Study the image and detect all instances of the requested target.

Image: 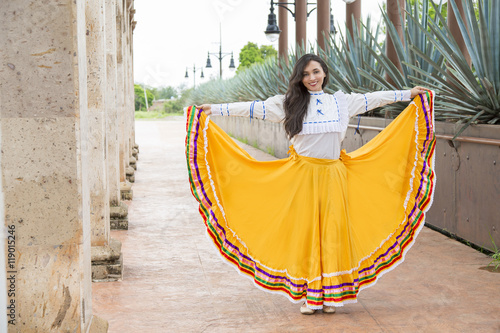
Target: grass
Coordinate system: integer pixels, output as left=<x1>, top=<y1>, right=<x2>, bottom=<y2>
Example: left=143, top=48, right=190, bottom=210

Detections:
left=135, top=111, right=183, bottom=120
left=266, top=146, right=275, bottom=156
left=488, top=234, right=500, bottom=270
left=235, top=136, right=249, bottom=145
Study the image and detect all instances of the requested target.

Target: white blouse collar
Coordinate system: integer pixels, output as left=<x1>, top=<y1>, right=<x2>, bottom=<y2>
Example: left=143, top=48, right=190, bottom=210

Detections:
left=308, top=90, right=324, bottom=96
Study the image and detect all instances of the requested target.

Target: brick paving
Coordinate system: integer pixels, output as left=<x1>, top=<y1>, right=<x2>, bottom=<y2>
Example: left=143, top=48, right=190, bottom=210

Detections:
left=92, top=119, right=500, bottom=333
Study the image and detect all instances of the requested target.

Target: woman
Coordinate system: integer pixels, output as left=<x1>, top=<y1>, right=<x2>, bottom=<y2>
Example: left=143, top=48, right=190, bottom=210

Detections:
left=187, top=54, right=435, bottom=315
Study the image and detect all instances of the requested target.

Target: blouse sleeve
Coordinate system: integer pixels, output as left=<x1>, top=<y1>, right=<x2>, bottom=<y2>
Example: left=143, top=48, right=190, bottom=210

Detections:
left=346, top=90, right=412, bottom=118
left=210, top=95, right=285, bottom=123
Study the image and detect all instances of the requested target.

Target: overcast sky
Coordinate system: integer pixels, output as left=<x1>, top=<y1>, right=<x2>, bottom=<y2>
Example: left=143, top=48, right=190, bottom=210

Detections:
left=133, top=0, right=386, bottom=89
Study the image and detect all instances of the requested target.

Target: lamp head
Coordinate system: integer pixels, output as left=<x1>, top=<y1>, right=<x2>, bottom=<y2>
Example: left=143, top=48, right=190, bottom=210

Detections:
left=330, top=12, right=337, bottom=34
left=264, top=8, right=281, bottom=43
left=206, top=53, right=212, bottom=68
left=229, top=52, right=235, bottom=70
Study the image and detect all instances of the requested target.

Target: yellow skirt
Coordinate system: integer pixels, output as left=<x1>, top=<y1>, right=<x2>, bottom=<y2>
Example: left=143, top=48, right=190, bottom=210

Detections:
left=186, top=92, right=436, bottom=309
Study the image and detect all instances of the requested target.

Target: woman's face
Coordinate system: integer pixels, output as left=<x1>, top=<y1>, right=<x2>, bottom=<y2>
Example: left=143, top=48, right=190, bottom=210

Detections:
left=301, top=60, right=326, bottom=91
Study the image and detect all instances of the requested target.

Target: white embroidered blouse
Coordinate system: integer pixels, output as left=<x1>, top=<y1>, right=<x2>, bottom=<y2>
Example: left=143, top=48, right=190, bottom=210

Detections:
left=210, top=90, right=411, bottom=159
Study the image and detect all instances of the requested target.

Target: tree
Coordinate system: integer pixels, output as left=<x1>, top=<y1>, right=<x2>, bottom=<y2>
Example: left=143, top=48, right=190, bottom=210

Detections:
left=259, top=45, right=277, bottom=59
left=164, top=84, right=192, bottom=114
left=237, top=42, right=277, bottom=73
left=134, top=84, right=154, bottom=111
left=154, top=86, right=178, bottom=100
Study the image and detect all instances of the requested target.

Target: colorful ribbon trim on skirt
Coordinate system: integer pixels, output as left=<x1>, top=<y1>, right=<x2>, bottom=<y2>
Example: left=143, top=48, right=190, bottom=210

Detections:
left=185, top=92, right=436, bottom=309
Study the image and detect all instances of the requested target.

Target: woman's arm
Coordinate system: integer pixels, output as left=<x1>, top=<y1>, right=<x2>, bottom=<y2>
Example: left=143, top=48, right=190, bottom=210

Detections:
left=195, top=95, right=285, bottom=123
left=346, top=86, right=427, bottom=118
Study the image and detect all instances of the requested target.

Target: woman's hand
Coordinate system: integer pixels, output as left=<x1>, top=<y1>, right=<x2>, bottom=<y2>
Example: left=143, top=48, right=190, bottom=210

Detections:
left=410, top=86, right=428, bottom=98
left=195, top=104, right=212, bottom=115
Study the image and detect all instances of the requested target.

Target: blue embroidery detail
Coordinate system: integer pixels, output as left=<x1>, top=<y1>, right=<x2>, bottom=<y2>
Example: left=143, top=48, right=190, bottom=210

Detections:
left=220, top=104, right=223, bottom=116
left=394, top=91, right=397, bottom=102
left=303, top=119, right=339, bottom=124
left=354, top=115, right=361, bottom=135
left=249, top=101, right=256, bottom=122
left=309, top=91, right=324, bottom=96
left=363, top=94, right=368, bottom=112
left=226, top=104, right=229, bottom=116
left=316, top=99, right=323, bottom=105
left=317, top=109, right=324, bottom=115
left=400, top=90, right=403, bottom=101
left=333, top=95, right=340, bottom=119
left=262, top=101, right=266, bottom=120
left=302, top=94, right=341, bottom=125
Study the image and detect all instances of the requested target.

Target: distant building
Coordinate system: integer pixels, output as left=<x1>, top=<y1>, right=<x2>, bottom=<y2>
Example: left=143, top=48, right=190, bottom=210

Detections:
left=150, top=99, right=167, bottom=111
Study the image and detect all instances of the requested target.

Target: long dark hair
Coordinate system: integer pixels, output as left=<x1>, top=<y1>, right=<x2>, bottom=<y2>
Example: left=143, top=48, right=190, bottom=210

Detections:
left=283, top=54, right=329, bottom=139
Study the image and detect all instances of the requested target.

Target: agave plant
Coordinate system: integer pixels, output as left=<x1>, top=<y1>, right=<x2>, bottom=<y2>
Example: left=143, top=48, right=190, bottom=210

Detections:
left=349, top=0, right=447, bottom=117
left=407, top=0, right=500, bottom=134
left=320, top=16, right=385, bottom=95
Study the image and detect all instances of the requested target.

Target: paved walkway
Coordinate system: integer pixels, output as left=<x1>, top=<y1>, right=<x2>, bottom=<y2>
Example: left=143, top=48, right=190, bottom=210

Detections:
left=92, top=120, right=500, bottom=333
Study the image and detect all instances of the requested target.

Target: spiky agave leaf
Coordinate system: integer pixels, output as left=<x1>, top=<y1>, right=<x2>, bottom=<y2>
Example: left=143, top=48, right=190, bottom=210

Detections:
left=320, top=16, right=385, bottom=95
left=357, top=0, right=447, bottom=117
left=408, top=0, right=500, bottom=129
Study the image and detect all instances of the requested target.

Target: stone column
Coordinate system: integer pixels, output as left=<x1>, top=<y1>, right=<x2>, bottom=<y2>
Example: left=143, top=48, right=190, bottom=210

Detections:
left=106, top=0, right=129, bottom=231
left=116, top=0, right=133, bottom=202
left=124, top=2, right=136, bottom=182
left=128, top=2, right=138, bottom=172
left=86, top=0, right=109, bottom=247
left=86, top=0, right=123, bottom=282
left=131, top=9, right=138, bottom=162
left=0, top=0, right=106, bottom=331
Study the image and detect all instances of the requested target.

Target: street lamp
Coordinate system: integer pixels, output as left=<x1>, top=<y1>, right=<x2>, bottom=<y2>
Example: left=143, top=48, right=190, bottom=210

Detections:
left=206, top=24, right=235, bottom=79
left=185, top=64, right=204, bottom=88
left=330, top=8, right=337, bottom=34
left=265, top=5, right=281, bottom=42
left=264, top=1, right=337, bottom=42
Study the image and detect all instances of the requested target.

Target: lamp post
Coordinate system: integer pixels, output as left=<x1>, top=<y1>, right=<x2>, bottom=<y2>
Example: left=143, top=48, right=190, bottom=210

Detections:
left=185, top=64, right=204, bottom=88
left=206, top=24, right=236, bottom=79
left=264, top=1, right=337, bottom=56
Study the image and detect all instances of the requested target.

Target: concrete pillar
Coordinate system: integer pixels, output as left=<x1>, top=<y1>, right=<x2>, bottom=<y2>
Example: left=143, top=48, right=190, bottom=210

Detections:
left=131, top=15, right=139, bottom=162
left=346, top=0, right=361, bottom=39
left=295, top=0, right=307, bottom=51
left=125, top=2, right=136, bottom=178
left=317, top=0, right=330, bottom=52
left=386, top=0, right=405, bottom=77
left=116, top=0, right=133, bottom=202
left=86, top=0, right=123, bottom=282
left=123, top=2, right=135, bottom=185
left=448, top=0, right=471, bottom=67
left=86, top=0, right=110, bottom=247
left=105, top=0, right=129, bottom=231
left=0, top=0, right=106, bottom=331
left=278, top=4, right=289, bottom=64
left=128, top=2, right=138, bottom=169
left=106, top=0, right=121, bottom=207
